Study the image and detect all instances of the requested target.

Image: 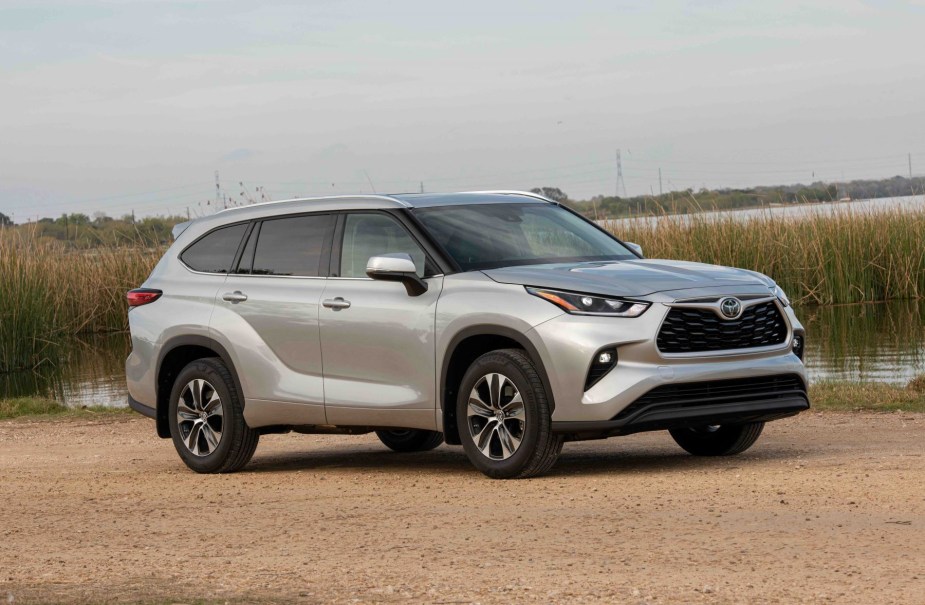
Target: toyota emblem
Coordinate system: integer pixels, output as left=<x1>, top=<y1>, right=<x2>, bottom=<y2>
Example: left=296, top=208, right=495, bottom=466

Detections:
left=719, top=297, right=742, bottom=319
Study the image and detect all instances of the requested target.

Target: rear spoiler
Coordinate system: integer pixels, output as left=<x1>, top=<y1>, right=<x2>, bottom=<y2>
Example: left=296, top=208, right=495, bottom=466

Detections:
left=171, top=221, right=192, bottom=239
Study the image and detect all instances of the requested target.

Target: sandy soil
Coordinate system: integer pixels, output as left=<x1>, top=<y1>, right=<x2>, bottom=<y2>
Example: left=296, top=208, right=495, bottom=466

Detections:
left=0, top=411, right=923, bottom=605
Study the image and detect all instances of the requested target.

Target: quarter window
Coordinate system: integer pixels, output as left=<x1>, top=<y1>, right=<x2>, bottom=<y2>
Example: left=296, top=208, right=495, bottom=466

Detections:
left=340, top=214, right=427, bottom=278
left=180, top=223, right=248, bottom=273
left=233, top=223, right=259, bottom=274
left=252, top=214, right=334, bottom=277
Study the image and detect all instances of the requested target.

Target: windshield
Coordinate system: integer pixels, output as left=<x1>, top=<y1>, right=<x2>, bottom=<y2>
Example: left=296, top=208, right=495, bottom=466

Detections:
left=413, top=203, right=636, bottom=271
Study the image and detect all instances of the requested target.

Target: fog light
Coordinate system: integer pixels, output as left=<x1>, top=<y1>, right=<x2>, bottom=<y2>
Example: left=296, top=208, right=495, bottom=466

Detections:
left=585, top=348, right=618, bottom=391
left=792, top=335, right=804, bottom=360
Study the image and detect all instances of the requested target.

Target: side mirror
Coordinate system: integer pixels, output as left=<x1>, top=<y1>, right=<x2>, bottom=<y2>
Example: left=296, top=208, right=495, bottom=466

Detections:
left=625, top=242, right=643, bottom=258
left=366, top=253, right=428, bottom=296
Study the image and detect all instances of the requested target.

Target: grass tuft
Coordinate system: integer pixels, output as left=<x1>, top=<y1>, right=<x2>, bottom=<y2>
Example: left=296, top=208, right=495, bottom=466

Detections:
left=907, top=374, right=925, bottom=394
left=0, top=397, right=133, bottom=420
left=809, top=381, right=925, bottom=413
left=0, top=397, right=68, bottom=418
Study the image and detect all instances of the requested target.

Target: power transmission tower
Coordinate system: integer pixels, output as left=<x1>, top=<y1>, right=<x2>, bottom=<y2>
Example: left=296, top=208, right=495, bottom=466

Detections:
left=615, top=149, right=627, bottom=197
left=420, top=181, right=424, bottom=193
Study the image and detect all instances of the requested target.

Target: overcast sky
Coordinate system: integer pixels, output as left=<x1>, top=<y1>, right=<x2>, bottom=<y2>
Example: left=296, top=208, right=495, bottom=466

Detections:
left=2, top=0, right=924, bottom=220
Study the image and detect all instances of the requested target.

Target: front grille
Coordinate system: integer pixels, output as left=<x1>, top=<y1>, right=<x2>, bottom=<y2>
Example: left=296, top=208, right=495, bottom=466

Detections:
left=657, top=300, right=787, bottom=353
left=614, top=374, right=806, bottom=421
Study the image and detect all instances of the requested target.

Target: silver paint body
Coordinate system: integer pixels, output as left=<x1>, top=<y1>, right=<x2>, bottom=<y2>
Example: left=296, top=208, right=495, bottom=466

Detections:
left=126, top=192, right=806, bottom=431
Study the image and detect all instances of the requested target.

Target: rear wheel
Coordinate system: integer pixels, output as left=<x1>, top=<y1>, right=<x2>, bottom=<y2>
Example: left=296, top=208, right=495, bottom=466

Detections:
left=168, top=358, right=259, bottom=473
left=375, top=429, right=444, bottom=452
left=669, top=422, right=764, bottom=456
left=457, top=349, right=562, bottom=479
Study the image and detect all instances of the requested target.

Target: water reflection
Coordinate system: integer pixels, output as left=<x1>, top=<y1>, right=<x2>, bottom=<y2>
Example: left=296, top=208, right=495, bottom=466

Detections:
left=1, top=301, right=923, bottom=409
left=0, top=332, right=129, bottom=408
left=800, top=300, right=925, bottom=384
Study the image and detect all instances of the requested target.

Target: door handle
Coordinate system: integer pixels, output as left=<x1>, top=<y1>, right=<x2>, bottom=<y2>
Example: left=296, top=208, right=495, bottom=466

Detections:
left=222, top=291, right=248, bottom=303
left=322, top=297, right=351, bottom=310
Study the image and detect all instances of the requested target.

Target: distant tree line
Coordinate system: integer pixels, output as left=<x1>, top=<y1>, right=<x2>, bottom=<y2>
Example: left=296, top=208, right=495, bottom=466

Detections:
left=1, top=212, right=187, bottom=247
left=534, top=175, right=925, bottom=219
left=3, top=174, right=923, bottom=243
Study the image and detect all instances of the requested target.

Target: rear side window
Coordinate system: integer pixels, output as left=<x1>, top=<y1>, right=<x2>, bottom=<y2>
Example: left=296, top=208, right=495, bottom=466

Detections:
left=180, top=223, right=248, bottom=273
left=252, top=214, right=335, bottom=276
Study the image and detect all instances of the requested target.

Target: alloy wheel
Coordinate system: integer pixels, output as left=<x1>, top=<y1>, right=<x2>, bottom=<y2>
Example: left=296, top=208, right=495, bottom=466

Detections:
left=466, top=372, right=526, bottom=460
left=176, top=378, right=224, bottom=457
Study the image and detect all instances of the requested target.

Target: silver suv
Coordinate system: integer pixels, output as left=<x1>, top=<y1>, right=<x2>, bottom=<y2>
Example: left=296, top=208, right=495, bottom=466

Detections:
left=126, top=191, right=808, bottom=478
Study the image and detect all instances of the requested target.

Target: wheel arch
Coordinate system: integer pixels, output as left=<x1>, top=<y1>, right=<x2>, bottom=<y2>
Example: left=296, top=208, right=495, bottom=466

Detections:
left=155, top=335, right=244, bottom=439
left=440, top=325, right=555, bottom=445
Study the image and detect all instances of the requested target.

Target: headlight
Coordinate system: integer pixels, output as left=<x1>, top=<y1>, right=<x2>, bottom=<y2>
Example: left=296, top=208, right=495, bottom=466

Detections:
left=770, top=284, right=790, bottom=307
left=527, top=287, right=650, bottom=317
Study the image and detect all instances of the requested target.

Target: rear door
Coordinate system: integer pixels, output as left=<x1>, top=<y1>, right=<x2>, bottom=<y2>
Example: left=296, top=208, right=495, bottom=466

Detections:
left=319, top=211, right=444, bottom=430
left=210, top=213, right=335, bottom=425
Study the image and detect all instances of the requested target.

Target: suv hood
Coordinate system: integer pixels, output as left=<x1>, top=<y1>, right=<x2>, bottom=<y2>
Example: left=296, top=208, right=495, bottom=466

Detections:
left=482, top=260, right=772, bottom=298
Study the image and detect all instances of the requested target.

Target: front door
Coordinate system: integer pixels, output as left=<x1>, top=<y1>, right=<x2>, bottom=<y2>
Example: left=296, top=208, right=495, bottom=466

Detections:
left=319, top=212, right=443, bottom=430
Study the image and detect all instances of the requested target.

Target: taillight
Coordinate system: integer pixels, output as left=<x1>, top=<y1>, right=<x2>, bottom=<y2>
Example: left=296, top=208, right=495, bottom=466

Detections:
left=127, top=288, right=162, bottom=307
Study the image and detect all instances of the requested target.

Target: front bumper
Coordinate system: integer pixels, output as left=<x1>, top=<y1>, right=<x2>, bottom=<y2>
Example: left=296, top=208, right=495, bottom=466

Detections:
left=551, top=373, right=809, bottom=440
left=528, top=289, right=808, bottom=424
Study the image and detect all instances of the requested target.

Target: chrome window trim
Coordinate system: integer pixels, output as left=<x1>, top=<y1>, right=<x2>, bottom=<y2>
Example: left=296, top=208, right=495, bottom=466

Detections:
left=180, top=263, right=328, bottom=279
left=326, top=274, right=445, bottom=281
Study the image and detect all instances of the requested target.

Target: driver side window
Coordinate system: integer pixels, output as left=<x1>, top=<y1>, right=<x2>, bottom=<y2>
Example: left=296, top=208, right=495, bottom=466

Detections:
left=339, top=213, right=427, bottom=278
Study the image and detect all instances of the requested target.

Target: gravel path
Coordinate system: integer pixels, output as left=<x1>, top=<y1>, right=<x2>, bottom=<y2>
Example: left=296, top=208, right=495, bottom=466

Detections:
left=1, top=411, right=923, bottom=604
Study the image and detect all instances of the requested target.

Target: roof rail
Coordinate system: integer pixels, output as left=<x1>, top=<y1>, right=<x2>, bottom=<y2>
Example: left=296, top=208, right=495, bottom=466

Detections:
left=216, top=193, right=411, bottom=214
left=465, top=190, right=557, bottom=204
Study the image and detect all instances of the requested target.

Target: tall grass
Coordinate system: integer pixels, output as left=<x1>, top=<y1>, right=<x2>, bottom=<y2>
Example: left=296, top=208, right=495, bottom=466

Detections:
left=0, top=230, right=160, bottom=372
left=2, top=207, right=925, bottom=372
left=605, top=208, right=925, bottom=305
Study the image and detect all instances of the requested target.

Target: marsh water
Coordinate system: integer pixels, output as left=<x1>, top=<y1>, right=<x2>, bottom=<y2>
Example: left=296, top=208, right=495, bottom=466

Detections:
left=600, top=194, right=925, bottom=228
left=2, top=300, right=924, bottom=409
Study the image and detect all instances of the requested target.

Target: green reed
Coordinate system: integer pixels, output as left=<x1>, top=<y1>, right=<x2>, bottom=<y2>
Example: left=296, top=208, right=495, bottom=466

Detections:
left=604, top=207, right=925, bottom=305
left=0, top=230, right=161, bottom=371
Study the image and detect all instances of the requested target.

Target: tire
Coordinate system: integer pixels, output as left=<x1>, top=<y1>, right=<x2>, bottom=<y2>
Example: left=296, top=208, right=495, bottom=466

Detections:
left=375, top=429, right=444, bottom=453
left=456, top=349, right=563, bottom=479
left=168, top=358, right=259, bottom=473
left=669, top=422, right=765, bottom=456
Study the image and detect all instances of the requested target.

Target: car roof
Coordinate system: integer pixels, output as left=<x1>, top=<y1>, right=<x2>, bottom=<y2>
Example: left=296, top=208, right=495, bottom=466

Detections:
left=174, top=190, right=555, bottom=241
left=217, top=189, right=553, bottom=215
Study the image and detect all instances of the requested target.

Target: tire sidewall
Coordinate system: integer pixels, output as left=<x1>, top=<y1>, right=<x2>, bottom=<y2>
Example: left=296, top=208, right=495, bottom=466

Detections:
left=456, top=352, right=547, bottom=477
left=168, top=359, right=240, bottom=473
left=375, top=429, right=442, bottom=452
left=669, top=422, right=764, bottom=456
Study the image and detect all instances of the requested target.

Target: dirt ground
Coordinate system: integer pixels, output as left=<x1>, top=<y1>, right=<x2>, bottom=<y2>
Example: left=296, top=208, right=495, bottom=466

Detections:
left=0, top=412, right=923, bottom=605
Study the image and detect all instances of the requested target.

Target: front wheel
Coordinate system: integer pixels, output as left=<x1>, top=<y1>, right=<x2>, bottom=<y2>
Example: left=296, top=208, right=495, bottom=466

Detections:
left=168, top=358, right=259, bottom=473
left=669, top=422, right=764, bottom=456
left=457, top=349, right=562, bottom=479
left=375, top=429, right=444, bottom=452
